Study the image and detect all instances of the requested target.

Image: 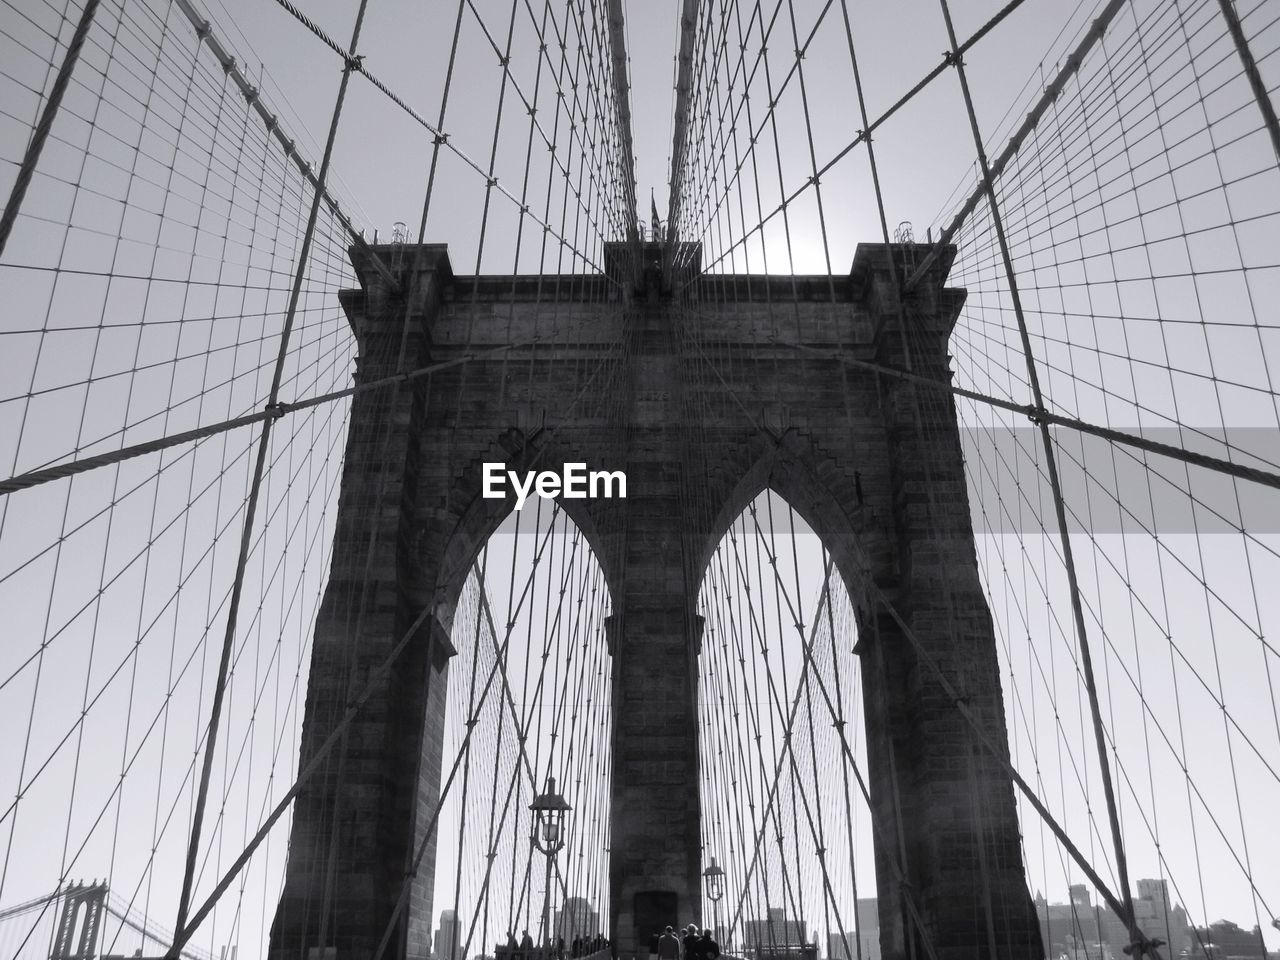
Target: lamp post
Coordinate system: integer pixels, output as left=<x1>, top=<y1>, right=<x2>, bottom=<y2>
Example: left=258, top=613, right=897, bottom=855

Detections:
left=531, top=777, right=571, bottom=958
left=702, top=857, right=725, bottom=947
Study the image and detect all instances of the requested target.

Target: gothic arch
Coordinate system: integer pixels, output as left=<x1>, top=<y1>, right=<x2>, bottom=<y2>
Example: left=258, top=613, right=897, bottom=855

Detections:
left=694, top=425, right=894, bottom=628
left=430, top=426, right=622, bottom=635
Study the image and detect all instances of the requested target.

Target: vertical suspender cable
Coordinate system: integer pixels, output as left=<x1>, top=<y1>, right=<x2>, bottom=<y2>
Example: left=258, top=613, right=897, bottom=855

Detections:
left=170, top=0, right=374, bottom=943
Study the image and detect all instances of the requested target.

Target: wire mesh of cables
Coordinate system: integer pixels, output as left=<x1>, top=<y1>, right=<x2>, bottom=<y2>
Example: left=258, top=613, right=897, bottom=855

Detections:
left=937, top=0, right=1280, bottom=948
left=0, top=0, right=361, bottom=954
left=3, top=0, right=1280, bottom=955
left=0, top=0, right=631, bottom=955
left=666, top=0, right=1280, bottom=954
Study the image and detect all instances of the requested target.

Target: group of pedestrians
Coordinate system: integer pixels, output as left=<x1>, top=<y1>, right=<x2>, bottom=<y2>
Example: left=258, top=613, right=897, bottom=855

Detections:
left=650, top=924, right=720, bottom=960
left=500, top=930, right=610, bottom=960
left=572, top=933, right=611, bottom=956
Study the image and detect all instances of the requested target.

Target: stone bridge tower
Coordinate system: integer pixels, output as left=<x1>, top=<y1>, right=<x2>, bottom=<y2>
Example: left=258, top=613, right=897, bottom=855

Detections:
left=267, top=240, right=1043, bottom=960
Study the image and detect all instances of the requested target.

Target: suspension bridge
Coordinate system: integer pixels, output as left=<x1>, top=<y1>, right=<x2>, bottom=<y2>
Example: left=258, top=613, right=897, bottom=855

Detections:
left=0, top=0, right=1278, bottom=958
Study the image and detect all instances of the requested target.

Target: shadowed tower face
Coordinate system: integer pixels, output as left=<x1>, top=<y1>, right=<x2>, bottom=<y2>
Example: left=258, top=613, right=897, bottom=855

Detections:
left=267, top=240, right=1043, bottom=960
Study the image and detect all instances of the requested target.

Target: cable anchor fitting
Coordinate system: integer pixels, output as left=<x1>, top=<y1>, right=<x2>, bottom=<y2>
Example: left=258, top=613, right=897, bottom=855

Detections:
left=1123, top=937, right=1165, bottom=957
left=264, top=401, right=289, bottom=419
left=344, top=53, right=365, bottom=74
left=943, top=50, right=964, bottom=67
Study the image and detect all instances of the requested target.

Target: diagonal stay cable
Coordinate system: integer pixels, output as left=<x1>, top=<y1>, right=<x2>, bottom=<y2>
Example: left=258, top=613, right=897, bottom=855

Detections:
left=103, top=898, right=212, bottom=960
left=761, top=333, right=1280, bottom=492
left=0, top=0, right=101, bottom=261
left=903, top=0, right=1134, bottom=291
left=675, top=312, right=1280, bottom=493
left=0, top=335, right=563, bottom=497
left=171, top=0, right=374, bottom=936
left=859, top=573, right=1169, bottom=957
left=936, top=0, right=1149, bottom=945
left=1215, top=0, right=1280, bottom=165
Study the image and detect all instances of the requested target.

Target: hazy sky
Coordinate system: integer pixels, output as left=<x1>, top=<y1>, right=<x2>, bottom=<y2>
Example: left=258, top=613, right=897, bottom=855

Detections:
left=1, top=0, right=1278, bottom=957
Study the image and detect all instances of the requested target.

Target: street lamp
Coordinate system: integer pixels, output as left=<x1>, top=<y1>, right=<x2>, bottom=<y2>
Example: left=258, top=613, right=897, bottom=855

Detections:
left=531, top=777, right=571, bottom=957
left=703, top=857, right=726, bottom=947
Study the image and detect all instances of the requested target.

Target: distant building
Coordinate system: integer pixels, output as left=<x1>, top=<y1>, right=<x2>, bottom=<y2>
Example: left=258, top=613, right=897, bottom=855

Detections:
left=1131, top=878, right=1189, bottom=957
left=818, top=901, right=878, bottom=960
left=825, top=930, right=851, bottom=960
left=436, top=908, right=464, bottom=960
left=855, top=899, right=879, bottom=960
left=743, top=908, right=809, bottom=957
left=1185, top=919, right=1268, bottom=959
left=555, top=897, right=600, bottom=945
left=1036, top=879, right=1191, bottom=959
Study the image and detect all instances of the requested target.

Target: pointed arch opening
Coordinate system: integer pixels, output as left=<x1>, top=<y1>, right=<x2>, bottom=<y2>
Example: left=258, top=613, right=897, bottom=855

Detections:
left=696, top=487, right=878, bottom=960
left=417, top=498, right=615, bottom=960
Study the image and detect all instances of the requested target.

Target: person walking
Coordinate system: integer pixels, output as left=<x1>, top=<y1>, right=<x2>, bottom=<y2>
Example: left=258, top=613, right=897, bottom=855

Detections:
left=681, top=925, right=700, bottom=960
left=657, top=926, right=682, bottom=960
left=698, top=928, right=719, bottom=960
